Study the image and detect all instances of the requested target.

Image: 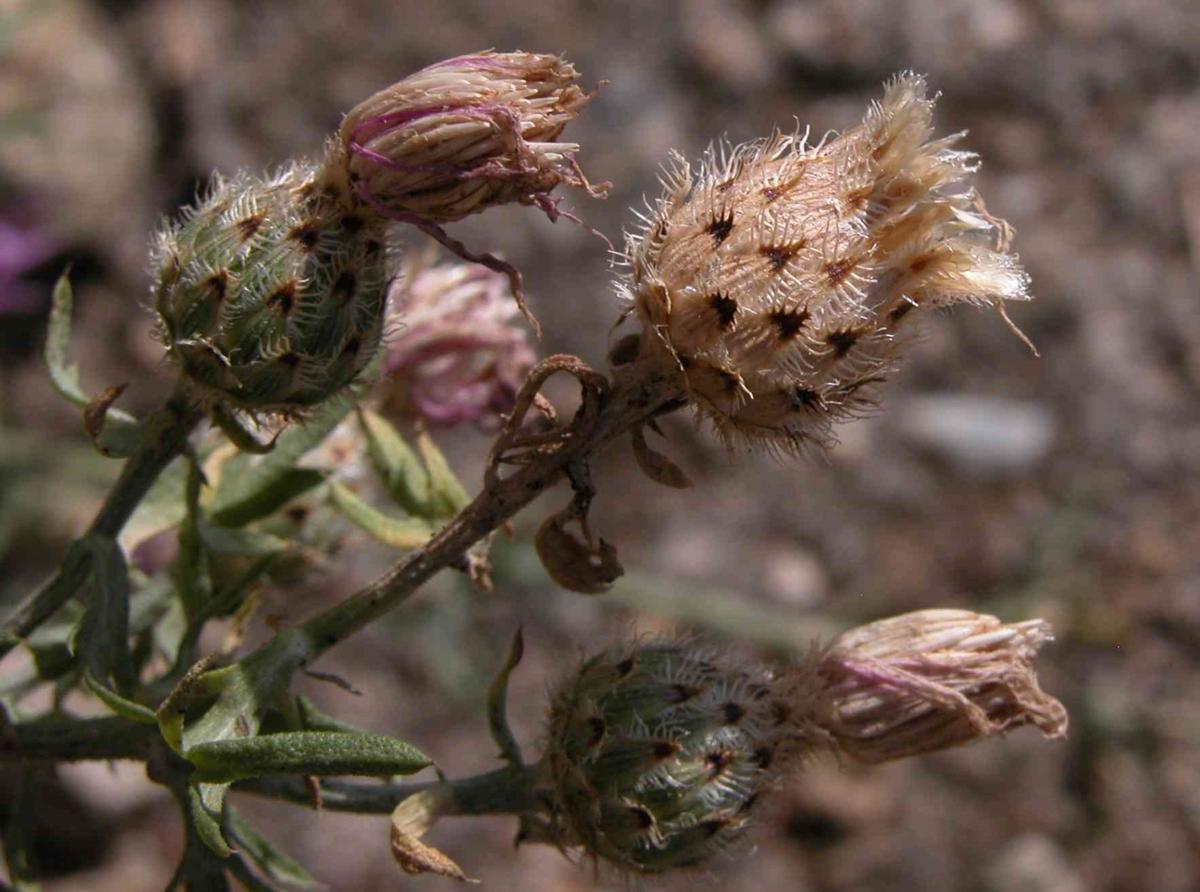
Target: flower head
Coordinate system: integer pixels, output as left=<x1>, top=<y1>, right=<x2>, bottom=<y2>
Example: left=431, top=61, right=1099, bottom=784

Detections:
left=621, top=73, right=1032, bottom=454
left=381, top=262, right=536, bottom=427
left=544, top=639, right=790, bottom=874
left=331, top=51, right=604, bottom=225
left=807, top=609, right=1068, bottom=764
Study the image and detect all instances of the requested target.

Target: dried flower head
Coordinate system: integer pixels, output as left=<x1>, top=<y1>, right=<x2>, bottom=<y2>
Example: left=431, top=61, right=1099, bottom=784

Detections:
left=381, top=262, right=536, bottom=427
left=807, top=609, right=1068, bottom=764
left=152, top=162, right=388, bottom=417
left=621, top=73, right=1032, bottom=454
left=330, top=51, right=604, bottom=225
left=543, top=639, right=803, bottom=874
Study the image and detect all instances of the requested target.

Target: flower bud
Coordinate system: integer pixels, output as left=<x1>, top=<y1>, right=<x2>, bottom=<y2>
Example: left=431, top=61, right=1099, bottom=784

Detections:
left=380, top=262, right=535, bottom=427
left=152, top=163, right=388, bottom=416
left=331, top=51, right=602, bottom=225
left=809, top=609, right=1068, bottom=764
left=621, top=73, right=1032, bottom=454
left=544, top=640, right=792, bottom=874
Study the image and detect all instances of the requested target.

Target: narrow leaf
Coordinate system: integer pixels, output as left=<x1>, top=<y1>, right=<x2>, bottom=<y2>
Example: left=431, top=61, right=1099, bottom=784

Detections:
left=224, top=806, right=319, bottom=889
left=197, top=521, right=289, bottom=557
left=209, top=395, right=354, bottom=526
left=417, top=430, right=471, bottom=516
left=77, top=534, right=136, bottom=693
left=187, top=731, right=430, bottom=783
left=328, top=482, right=434, bottom=549
left=208, top=468, right=324, bottom=528
left=189, top=783, right=232, bottom=858
left=45, top=272, right=142, bottom=456
left=359, top=409, right=432, bottom=516
left=85, top=673, right=157, bottom=724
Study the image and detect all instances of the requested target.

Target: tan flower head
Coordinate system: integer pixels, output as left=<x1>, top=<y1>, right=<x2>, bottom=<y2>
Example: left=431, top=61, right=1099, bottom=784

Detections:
left=809, top=609, right=1067, bottom=764
left=621, top=73, right=1031, bottom=454
left=330, top=51, right=605, bottom=225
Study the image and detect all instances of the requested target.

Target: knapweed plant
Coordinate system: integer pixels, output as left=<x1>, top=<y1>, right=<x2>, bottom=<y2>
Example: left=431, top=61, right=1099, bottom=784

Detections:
left=0, top=52, right=1066, bottom=888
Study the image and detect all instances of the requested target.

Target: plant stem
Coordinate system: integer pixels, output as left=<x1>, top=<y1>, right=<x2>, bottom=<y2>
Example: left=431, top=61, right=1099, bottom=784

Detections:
left=235, top=764, right=541, bottom=816
left=298, top=365, right=682, bottom=661
left=0, top=392, right=204, bottom=662
left=0, top=715, right=156, bottom=762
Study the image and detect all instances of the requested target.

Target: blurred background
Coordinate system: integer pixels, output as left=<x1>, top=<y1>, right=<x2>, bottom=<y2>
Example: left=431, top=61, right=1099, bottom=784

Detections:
left=2, top=0, right=1199, bottom=889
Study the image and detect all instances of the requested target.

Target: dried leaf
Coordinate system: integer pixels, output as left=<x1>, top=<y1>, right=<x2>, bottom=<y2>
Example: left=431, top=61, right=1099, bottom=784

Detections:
left=535, top=513, right=623, bottom=595
left=631, top=424, right=692, bottom=489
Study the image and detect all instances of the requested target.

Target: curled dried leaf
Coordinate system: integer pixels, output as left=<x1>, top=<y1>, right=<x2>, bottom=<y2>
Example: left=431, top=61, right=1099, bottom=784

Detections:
left=390, top=788, right=477, bottom=882
left=535, top=512, right=623, bottom=595
left=631, top=424, right=692, bottom=489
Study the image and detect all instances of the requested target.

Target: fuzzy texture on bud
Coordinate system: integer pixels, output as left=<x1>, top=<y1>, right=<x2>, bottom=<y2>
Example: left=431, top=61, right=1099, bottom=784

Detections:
left=331, top=51, right=603, bottom=225
left=381, top=262, right=535, bottom=427
left=621, top=73, right=1032, bottom=454
left=804, top=609, right=1068, bottom=764
left=152, top=163, right=388, bottom=415
left=544, top=640, right=806, bottom=874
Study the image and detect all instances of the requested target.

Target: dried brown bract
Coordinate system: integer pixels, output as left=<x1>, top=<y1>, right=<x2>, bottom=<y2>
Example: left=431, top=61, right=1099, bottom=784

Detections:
left=621, top=73, right=1032, bottom=454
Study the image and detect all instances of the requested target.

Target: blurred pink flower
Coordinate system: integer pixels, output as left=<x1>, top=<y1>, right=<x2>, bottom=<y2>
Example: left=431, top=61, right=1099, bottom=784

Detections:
left=0, top=209, right=57, bottom=315
left=383, top=262, right=536, bottom=427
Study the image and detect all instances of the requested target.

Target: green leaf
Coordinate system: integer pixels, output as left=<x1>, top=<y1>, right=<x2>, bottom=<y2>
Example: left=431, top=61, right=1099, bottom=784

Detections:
left=293, top=695, right=371, bottom=734
left=173, top=459, right=212, bottom=623
left=119, top=455, right=190, bottom=554
left=186, top=731, right=431, bottom=782
left=359, top=409, right=432, bottom=516
left=45, top=272, right=142, bottom=457
left=416, top=430, right=471, bottom=516
left=23, top=604, right=84, bottom=681
left=224, top=806, right=318, bottom=889
left=208, top=468, right=325, bottom=528
left=197, top=521, right=289, bottom=557
left=188, top=783, right=232, bottom=858
left=209, top=395, right=354, bottom=527
left=76, top=534, right=135, bottom=693
left=85, top=673, right=157, bottom=724
left=3, top=770, right=42, bottom=891
left=327, top=482, right=434, bottom=549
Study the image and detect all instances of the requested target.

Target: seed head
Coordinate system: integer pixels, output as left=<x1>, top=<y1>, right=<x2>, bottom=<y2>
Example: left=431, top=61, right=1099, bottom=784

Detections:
left=805, top=609, right=1068, bottom=764
left=544, top=639, right=801, bottom=874
left=621, top=73, right=1032, bottom=454
left=380, top=261, right=536, bottom=427
left=152, top=162, right=388, bottom=416
left=330, top=51, right=604, bottom=225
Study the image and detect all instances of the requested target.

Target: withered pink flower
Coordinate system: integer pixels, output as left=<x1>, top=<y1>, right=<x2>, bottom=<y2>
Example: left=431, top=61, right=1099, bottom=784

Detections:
left=330, top=51, right=604, bottom=226
left=804, top=609, right=1067, bottom=764
left=621, top=73, right=1032, bottom=455
left=382, top=262, right=536, bottom=428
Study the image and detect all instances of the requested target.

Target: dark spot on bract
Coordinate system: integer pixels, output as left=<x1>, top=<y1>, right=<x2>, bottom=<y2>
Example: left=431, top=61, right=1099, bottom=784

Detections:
left=762, top=186, right=781, bottom=203
left=365, top=239, right=382, bottom=257
left=791, top=387, right=822, bottom=411
left=722, top=701, right=746, bottom=725
left=669, top=683, right=701, bottom=704
left=341, top=213, right=365, bottom=234
left=701, top=818, right=730, bottom=838
left=616, top=656, right=636, bottom=677
left=288, top=219, right=322, bottom=251
left=266, top=280, right=297, bottom=315
left=286, top=505, right=309, bottom=524
left=908, top=254, right=932, bottom=273
left=844, top=187, right=871, bottom=212
left=276, top=351, right=301, bottom=368
left=332, top=271, right=357, bottom=303
left=714, top=177, right=736, bottom=193
left=770, top=700, right=792, bottom=726
left=652, top=739, right=681, bottom=760
left=709, top=292, right=738, bottom=330
left=706, top=212, right=734, bottom=246
left=203, top=271, right=228, bottom=301
left=739, top=793, right=760, bottom=815
left=827, top=329, right=861, bottom=358
left=762, top=242, right=804, bottom=273
left=753, top=746, right=774, bottom=769
left=340, top=336, right=361, bottom=357
left=714, top=368, right=740, bottom=394
left=587, top=716, right=606, bottom=745
left=630, top=806, right=655, bottom=829
left=825, top=258, right=855, bottom=286
left=888, top=300, right=916, bottom=323
left=770, top=308, right=809, bottom=341
left=704, top=749, right=735, bottom=777
left=236, top=213, right=266, bottom=242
